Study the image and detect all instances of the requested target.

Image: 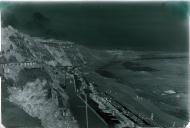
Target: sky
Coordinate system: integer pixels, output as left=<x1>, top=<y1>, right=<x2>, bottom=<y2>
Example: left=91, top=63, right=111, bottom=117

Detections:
left=1, top=2, right=189, bottom=51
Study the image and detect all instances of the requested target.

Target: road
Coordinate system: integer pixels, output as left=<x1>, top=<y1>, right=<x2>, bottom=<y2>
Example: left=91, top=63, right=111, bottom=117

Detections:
left=65, top=75, right=109, bottom=128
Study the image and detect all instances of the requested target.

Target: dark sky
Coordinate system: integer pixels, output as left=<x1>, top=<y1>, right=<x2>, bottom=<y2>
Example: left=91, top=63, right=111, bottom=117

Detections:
left=2, top=2, right=189, bottom=51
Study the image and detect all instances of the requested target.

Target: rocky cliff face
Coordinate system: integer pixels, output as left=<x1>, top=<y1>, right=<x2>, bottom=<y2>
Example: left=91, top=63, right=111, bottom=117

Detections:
left=2, top=26, right=72, bottom=65
left=8, top=79, right=78, bottom=128
left=1, top=26, right=82, bottom=128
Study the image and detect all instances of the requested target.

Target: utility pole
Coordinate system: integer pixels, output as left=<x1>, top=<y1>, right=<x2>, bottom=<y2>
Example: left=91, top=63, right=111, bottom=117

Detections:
left=85, top=93, right=89, bottom=128
left=172, top=122, right=176, bottom=127
left=64, top=68, right=66, bottom=88
left=150, top=113, right=154, bottom=121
